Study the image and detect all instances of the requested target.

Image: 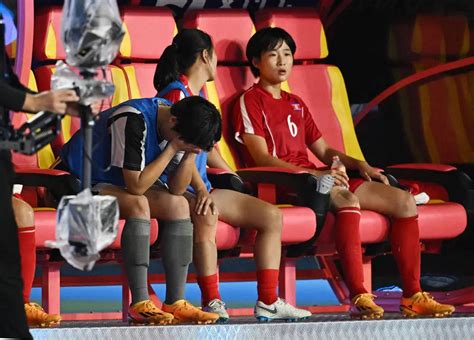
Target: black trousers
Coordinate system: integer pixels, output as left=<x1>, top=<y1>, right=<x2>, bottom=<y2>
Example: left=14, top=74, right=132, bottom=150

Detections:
left=0, top=150, right=31, bottom=338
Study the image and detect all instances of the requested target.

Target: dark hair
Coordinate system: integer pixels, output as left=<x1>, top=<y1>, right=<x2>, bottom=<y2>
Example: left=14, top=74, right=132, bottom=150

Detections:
left=246, top=27, right=296, bottom=78
left=154, top=29, right=214, bottom=93
left=170, top=96, right=221, bottom=151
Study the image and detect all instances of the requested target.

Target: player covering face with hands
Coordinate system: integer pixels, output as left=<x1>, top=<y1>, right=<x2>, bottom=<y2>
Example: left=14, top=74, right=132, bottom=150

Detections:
left=60, top=96, right=222, bottom=325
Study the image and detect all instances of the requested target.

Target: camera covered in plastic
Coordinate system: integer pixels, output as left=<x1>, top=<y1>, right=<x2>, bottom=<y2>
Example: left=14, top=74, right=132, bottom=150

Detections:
left=62, top=0, right=124, bottom=70
left=52, top=61, right=115, bottom=106
left=51, top=0, right=125, bottom=106
left=46, top=189, right=119, bottom=271
left=45, top=0, right=124, bottom=271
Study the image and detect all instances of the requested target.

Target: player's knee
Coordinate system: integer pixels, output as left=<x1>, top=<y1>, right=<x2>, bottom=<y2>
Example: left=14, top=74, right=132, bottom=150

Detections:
left=392, top=190, right=417, bottom=218
left=127, top=194, right=150, bottom=219
left=12, top=197, right=34, bottom=227
left=332, top=190, right=360, bottom=209
left=194, top=225, right=217, bottom=243
left=261, top=204, right=283, bottom=234
left=166, top=195, right=191, bottom=219
left=193, top=212, right=218, bottom=242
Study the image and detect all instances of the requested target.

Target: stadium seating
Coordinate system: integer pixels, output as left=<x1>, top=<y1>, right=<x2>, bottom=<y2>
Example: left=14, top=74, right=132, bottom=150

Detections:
left=179, top=8, right=467, bottom=309
left=254, top=8, right=467, bottom=299
left=117, top=6, right=177, bottom=98
left=115, top=7, right=319, bottom=309
left=26, top=7, right=160, bottom=320
left=182, top=9, right=346, bottom=308
left=183, top=10, right=326, bottom=304
left=34, top=6, right=131, bottom=156
left=29, top=5, right=244, bottom=320
left=8, top=69, right=160, bottom=320
left=183, top=9, right=255, bottom=170
left=116, top=6, right=244, bottom=260
left=22, top=3, right=469, bottom=319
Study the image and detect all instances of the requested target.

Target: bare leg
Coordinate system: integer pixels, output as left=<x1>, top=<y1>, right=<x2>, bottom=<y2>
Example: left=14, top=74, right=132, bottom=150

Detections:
left=144, top=185, right=191, bottom=220
left=183, top=192, right=219, bottom=278
left=354, top=181, right=417, bottom=218
left=97, top=183, right=192, bottom=220
left=96, top=184, right=151, bottom=219
left=212, top=189, right=282, bottom=270
left=12, top=197, right=34, bottom=228
left=330, top=185, right=360, bottom=209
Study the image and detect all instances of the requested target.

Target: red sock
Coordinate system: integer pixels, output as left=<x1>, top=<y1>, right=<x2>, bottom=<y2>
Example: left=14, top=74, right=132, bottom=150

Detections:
left=197, top=273, right=221, bottom=306
left=335, top=207, right=367, bottom=298
left=391, top=216, right=421, bottom=297
left=257, top=269, right=279, bottom=305
left=18, top=226, right=36, bottom=303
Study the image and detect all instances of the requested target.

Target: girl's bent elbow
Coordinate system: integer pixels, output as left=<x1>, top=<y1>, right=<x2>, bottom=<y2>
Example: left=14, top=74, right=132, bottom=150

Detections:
left=169, top=188, right=186, bottom=196
left=126, top=186, right=146, bottom=196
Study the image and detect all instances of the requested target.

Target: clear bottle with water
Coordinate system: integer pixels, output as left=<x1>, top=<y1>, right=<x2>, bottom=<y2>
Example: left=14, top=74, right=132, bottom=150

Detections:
left=331, top=155, right=346, bottom=172
left=331, top=155, right=349, bottom=189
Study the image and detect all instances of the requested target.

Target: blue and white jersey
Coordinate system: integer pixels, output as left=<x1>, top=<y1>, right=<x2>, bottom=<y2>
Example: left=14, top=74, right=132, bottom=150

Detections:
left=61, top=97, right=187, bottom=188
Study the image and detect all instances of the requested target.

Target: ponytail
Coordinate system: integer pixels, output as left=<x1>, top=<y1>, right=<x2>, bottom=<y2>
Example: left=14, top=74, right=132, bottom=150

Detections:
left=154, top=43, right=180, bottom=93
left=154, top=29, right=214, bottom=93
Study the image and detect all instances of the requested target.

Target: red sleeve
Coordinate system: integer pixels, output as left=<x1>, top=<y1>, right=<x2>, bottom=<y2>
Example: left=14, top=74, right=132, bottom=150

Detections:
left=233, top=90, right=266, bottom=144
left=162, top=89, right=185, bottom=104
left=302, top=100, right=322, bottom=145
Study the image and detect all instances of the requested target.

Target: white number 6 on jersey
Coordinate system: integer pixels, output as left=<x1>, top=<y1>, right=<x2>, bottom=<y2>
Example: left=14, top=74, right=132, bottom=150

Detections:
left=287, top=115, right=298, bottom=137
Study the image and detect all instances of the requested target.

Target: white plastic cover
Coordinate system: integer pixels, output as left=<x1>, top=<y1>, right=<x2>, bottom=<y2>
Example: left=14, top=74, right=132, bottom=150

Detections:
left=61, top=0, right=125, bottom=69
left=51, top=61, right=115, bottom=106
left=46, top=189, right=119, bottom=271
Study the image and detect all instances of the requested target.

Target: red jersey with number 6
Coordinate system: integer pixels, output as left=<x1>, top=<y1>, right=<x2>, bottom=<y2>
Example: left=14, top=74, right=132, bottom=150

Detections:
left=233, top=84, right=322, bottom=168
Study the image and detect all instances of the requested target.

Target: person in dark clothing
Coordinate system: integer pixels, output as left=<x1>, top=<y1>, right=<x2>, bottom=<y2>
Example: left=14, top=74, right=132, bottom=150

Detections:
left=0, top=47, right=79, bottom=337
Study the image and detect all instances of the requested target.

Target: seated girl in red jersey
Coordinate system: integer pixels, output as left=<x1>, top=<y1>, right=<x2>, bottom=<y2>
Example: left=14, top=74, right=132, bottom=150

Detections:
left=232, top=27, right=455, bottom=319
left=154, top=28, right=311, bottom=322
left=11, top=195, right=61, bottom=328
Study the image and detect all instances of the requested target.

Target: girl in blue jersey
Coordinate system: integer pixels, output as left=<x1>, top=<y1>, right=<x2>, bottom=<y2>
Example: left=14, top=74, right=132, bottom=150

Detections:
left=60, top=96, right=221, bottom=325
left=154, top=28, right=311, bottom=322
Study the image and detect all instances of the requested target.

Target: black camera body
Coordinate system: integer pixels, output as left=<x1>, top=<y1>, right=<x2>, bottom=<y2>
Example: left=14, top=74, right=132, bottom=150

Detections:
left=0, top=15, right=62, bottom=155
left=0, top=111, right=62, bottom=155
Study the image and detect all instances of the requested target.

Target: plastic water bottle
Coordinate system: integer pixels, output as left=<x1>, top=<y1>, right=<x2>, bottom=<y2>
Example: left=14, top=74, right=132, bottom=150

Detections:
left=331, top=155, right=346, bottom=173
left=316, top=175, right=334, bottom=194
left=331, top=156, right=349, bottom=189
